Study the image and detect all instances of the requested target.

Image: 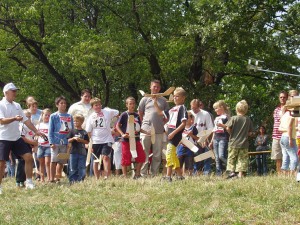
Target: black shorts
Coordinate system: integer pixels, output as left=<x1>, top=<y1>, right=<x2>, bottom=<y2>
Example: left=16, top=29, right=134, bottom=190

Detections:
left=92, top=143, right=112, bottom=158
left=178, top=155, right=194, bottom=170
left=0, top=138, right=32, bottom=161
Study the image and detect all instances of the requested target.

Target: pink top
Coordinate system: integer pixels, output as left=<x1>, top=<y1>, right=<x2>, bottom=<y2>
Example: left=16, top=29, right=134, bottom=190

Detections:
left=272, top=106, right=283, bottom=140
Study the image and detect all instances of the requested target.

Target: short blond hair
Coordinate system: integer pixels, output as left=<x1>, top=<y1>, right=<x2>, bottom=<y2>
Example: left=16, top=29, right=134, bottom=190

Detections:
left=235, top=100, right=248, bottom=115
left=174, top=87, right=186, bottom=97
left=42, top=108, right=51, bottom=115
left=90, top=97, right=101, bottom=107
left=73, top=114, right=85, bottom=123
left=289, top=90, right=299, bottom=97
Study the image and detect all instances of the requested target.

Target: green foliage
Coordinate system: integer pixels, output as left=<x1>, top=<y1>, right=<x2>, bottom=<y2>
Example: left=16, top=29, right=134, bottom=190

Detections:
left=0, top=0, right=299, bottom=125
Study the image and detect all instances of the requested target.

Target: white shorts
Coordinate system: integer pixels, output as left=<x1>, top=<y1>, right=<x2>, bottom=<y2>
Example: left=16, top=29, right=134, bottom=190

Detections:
left=113, top=142, right=122, bottom=170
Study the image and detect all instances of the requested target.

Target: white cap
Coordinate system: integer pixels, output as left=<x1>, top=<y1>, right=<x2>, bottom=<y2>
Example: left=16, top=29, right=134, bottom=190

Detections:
left=3, top=83, right=19, bottom=93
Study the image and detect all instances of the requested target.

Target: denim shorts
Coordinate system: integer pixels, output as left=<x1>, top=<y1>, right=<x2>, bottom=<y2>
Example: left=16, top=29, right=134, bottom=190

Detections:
left=37, top=146, right=51, bottom=158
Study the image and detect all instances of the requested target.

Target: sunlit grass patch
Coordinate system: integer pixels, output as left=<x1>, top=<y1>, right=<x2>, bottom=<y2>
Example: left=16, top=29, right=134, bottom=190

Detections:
left=1, top=175, right=300, bottom=224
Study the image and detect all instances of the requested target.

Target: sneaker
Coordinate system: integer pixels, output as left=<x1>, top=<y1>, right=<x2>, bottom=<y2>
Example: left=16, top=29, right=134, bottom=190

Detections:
left=19, top=182, right=25, bottom=188
left=133, top=175, right=142, bottom=180
left=161, top=176, right=172, bottom=182
left=176, top=176, right=185, bottom=181
left=226, top=172, right=237, bottom=179
left=16, top=182, right=20, bottom=187
left=26, top=181, right=35, bottom=190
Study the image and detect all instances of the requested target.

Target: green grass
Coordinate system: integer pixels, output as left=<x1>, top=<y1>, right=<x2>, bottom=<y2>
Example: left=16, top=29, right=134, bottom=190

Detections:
left=1, top=175, right=300, bottom=225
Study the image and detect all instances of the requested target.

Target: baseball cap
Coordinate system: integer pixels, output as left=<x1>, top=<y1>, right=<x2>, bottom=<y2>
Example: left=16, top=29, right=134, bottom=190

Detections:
left=3, top=83, right=19, bottom=93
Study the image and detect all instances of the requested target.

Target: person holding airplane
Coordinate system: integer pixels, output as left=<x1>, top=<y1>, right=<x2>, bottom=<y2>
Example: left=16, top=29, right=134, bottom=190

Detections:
left=138, top=80, right=169, bottom=177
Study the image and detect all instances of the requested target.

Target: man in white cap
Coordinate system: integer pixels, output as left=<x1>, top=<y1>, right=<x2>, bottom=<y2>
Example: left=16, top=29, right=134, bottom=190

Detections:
left=0, top=83, right=44, bottom=194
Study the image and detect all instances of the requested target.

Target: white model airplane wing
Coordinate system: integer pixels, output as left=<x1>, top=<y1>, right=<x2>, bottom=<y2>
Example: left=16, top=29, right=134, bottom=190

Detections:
left=139, top=87, right=175, bottom=98
left=197, top=129, right=213, bottom=145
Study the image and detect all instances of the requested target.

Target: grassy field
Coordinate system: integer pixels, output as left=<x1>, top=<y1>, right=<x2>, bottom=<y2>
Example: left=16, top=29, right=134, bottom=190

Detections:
left=1, top=174, right=300, bottom=225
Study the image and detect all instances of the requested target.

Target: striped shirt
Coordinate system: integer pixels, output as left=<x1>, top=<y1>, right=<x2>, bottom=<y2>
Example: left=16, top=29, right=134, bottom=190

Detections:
left=272, top=106, right=283, bottom=140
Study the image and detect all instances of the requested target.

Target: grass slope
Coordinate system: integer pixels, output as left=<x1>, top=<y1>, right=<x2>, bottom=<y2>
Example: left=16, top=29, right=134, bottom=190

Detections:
left=1, top=175, right=300, bottom=225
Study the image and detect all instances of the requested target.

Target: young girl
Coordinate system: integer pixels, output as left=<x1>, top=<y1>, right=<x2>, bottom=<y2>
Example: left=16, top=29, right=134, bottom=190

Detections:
left=36, top=108, right=51, bottom=182
left=209, top=100, right=230, bottom=176
left=49, top=96, right=73, bottom=182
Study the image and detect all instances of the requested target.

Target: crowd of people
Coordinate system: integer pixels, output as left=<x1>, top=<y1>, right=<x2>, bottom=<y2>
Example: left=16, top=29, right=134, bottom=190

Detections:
left=0, top=80, right=299, bottom=194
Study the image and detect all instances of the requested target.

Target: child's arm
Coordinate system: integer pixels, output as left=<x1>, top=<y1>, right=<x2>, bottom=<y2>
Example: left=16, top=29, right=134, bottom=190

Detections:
left=168, top=120, right=186, bottom=140
left=225, top=126, right=231, bottom=134
left=188, top=130, right=199, bottom=141
left=208, top=133, right=215, bottom=148
left=68, top=136, right=89, bottom=144
left=116, top=122, right=129, bottom=139
left=73, top=136, right=89, bottom=144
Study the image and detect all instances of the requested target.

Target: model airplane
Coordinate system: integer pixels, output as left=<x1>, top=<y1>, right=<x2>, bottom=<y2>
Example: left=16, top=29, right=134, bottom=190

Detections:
left=150, top=125, right=155, bottom=144
left=128, top=115, right=137, bottom=158
left=166, top=94, right=174, bottom=103
left=181, top=137, right=199, bottom=153
left=86, top=142, right=93, bottom=166
left=139, top=87, right=175, bottom=98
left=194, top=148, right=215, bottom=162
left=92, top=152, right=103, bottom=170
left=197, top=129, right=213, bottom=145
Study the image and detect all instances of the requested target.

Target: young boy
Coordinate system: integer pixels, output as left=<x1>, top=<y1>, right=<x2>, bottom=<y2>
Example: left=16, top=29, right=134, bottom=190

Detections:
left=49, top=96, right=74, bottom=182
left=177, top=111, right=198, bottom=176
left=154, top=87, right=188, bottom=182
left=222, top=100, right=253, bottom=178
left=85, top=98, right=119, bottom=179
left=116, top=97, right=146, bottom=179
left=67, top=114, right=89, bottom=184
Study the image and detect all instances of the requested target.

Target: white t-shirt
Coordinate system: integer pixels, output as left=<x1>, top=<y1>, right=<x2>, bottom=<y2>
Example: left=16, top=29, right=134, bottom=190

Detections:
left=191, top=109, right=214, bottom=133
left=0, top=97, right=28, bottom=141
left=86, top=108, right=119, bottom=144
left=68, top=101, right=93, bottom=128
left=36, top=122, right=50, bottom=147
left=20, top=122, right=35, bottom=140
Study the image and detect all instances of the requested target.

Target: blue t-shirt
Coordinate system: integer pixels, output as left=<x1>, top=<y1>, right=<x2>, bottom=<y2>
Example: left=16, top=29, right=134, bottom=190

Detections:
left=49, top=112, right=74, bottom=145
